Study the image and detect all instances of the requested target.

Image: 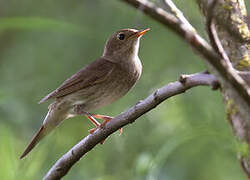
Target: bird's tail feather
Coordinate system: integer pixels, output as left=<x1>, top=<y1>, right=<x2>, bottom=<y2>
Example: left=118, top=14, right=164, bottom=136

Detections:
left=20, top=102, right=69, bottom=159
left=20, top=125, right=47, bottom=159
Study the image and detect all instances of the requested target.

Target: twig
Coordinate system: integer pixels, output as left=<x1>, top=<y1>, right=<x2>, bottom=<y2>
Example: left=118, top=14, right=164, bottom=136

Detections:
left=206, top=0, right=232, bottom=67
left=43, top=72, right=219, bottom=180
left=238, top=71, right=250, bottom=85
left=163, top=0, right=195, bottom=32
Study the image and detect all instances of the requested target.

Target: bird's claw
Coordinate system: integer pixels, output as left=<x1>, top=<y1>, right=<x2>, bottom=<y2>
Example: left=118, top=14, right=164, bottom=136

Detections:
left=88, top=127, right=97, bottom=134
left=87, top=114, right=123, bottom=144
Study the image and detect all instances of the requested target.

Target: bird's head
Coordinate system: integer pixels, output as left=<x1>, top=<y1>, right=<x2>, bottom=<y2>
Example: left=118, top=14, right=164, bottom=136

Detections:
left=102, top=28, right=150, bottom=61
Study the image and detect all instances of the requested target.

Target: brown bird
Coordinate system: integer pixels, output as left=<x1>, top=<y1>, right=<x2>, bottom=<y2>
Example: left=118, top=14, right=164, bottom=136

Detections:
left=20, top=28, right=150, bottom=159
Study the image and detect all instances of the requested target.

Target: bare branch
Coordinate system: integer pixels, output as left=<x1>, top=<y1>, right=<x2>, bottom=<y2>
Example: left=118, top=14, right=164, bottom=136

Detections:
left=206, top=0, right=232, bottom=67
left=121, top=0, right=250, bottom=117
left=205, top=0, right=250, bottom=85
left=163, top=0, right=195, bottom=32
left=238, top=71, right=250, bottom=85
left=43, top=72, right=219, bottom=180
left=165, top=0, right=250, bottom=85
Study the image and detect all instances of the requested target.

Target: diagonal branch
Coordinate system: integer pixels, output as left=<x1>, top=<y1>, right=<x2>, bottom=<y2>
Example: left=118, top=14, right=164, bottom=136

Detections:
left=206, top=0, right=232, bottom=67
left=163, top=0, right=195, bottom=32
left=121, top=0, right=250, bottom=117
left=43, top=72, right=219, bottom=180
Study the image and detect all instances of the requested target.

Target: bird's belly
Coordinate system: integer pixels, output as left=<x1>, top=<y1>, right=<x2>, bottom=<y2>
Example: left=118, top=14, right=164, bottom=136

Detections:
left=77, top=81, right=131, bottom=111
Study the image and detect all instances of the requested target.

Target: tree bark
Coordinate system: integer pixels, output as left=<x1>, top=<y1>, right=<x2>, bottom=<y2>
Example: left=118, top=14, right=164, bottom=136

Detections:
left=197, top=0, right=250, bottom=176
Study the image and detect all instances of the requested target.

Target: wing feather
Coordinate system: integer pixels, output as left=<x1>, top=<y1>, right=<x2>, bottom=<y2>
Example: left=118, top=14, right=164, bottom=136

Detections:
left=39, top=58, right=116, bottom=103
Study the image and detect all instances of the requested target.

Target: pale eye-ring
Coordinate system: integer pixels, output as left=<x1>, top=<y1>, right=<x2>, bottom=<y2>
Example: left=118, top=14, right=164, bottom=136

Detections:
left=117, top=33, right=125, bottom=40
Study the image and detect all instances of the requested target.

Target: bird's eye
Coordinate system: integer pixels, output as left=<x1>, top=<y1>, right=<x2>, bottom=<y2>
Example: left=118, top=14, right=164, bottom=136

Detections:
left=118, top=33, right=125, bottom=40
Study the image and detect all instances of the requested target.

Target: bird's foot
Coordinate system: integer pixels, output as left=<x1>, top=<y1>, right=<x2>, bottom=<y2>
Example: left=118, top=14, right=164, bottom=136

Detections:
left=92, top=114, right=123, bottom=135
left=87, top=114, right=112, bottom=135
left=88, top=127, right=98, bottom=134
left=86, top=114, right=101, bottom=127
left=86, top=115, right=107, bottom=144
left=92, top=114, right=112, bottom=127
left=87, top=114, right=123, bottom=143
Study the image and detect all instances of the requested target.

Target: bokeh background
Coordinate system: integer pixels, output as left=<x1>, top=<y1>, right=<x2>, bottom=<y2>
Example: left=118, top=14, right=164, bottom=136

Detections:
left=0, top=0, right=249, bottom=179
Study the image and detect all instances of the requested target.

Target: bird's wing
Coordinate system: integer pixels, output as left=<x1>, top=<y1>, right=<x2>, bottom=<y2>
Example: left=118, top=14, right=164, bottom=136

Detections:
left=39, top=57, right=116, bottom=103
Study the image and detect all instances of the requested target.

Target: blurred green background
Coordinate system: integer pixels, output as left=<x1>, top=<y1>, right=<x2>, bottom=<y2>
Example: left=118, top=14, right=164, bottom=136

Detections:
left=0, top=0, right=249, bottom=179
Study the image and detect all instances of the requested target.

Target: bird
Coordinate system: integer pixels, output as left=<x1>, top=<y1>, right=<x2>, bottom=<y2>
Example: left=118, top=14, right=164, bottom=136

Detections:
left=20, top=28, right=150, bottom=159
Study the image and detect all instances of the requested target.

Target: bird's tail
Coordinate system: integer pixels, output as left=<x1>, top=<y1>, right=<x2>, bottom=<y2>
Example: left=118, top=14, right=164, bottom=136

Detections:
left=19, top=125, right=47, bottom=159
left=20, top=104, right=68, bottom=159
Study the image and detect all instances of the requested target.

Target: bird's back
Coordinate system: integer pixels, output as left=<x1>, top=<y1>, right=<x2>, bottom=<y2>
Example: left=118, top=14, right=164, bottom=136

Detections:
left=64, top=57, right=142, bottom=111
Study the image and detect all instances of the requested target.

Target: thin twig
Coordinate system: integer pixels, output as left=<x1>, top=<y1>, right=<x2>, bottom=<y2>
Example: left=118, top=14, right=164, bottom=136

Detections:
left=163, top=0, right=195, bottom=32
left=206, top=0, right=232, bottom=67
left=43, top=72, right=219, bottom=180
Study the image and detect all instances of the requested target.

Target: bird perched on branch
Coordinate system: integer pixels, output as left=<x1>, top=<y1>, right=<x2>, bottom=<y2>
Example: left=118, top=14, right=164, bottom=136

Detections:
left=20, top=28, right=150, bottom=159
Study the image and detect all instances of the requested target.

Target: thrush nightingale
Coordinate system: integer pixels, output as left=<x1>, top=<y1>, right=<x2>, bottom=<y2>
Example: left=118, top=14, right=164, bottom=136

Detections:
left=20, top=28, right=150, bottom=159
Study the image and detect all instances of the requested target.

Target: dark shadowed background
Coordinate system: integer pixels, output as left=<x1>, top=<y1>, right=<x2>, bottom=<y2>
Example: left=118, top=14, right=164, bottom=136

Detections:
left=0, top=0, right=249, bottom=179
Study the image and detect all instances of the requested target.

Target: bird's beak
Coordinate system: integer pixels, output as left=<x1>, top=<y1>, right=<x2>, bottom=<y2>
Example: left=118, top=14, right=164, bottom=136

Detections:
left=136, top=28, right=150, bottom=37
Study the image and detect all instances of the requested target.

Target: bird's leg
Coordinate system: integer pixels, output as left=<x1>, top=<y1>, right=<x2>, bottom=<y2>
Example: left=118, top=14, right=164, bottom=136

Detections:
left=74, top=105, right=101, bottom=133
left=92, top=114, right=112, bottom=127
left=86, top=114, right=110, bottom=134
left=85, top=115, right=106, bottom=144
left=85, top=115, right=100, bottom=134
left=74, top=105, right=122, bottom=136
left=92, top=114, right=123, bottom=135
left=85, top=115, right=101, bottom=134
